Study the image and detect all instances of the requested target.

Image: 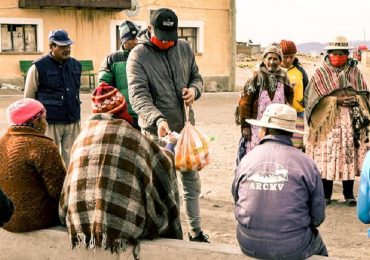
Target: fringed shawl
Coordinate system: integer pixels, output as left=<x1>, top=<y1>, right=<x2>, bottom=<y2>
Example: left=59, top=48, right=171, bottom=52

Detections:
left=305, top=57, right=370, bottom=143
left=245, top=64, right=290, bottom=95
left=308, top=96, right=338, bottom=143
left=305, top=57, right=369, bottom=122
left=59, top=113, right=182, bottom=256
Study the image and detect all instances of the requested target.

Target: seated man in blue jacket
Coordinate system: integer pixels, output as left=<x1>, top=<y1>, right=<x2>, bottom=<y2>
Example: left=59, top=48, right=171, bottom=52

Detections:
left=232, top=103, right=327, bottom=259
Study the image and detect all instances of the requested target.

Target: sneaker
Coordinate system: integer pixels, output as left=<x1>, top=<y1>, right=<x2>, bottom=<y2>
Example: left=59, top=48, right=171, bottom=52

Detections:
left=188, top=231, right=210, bottom=243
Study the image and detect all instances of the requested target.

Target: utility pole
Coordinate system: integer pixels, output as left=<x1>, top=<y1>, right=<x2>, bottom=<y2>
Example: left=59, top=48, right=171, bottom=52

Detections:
left=229, top=0, right=236, bottom=92
left=364, top=27, right=366, bottom=42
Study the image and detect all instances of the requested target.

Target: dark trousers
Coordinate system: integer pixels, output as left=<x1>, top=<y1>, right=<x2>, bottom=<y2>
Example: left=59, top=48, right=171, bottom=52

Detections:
left=132, top=117, right=141, bottom=131
left=237, top=225, right=328, bottom=259
left=322, top=179, right=355, bottom=200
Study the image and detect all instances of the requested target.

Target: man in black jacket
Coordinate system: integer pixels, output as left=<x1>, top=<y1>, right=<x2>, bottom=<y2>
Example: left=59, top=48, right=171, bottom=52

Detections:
left=127, top=8, right=208, bottom=243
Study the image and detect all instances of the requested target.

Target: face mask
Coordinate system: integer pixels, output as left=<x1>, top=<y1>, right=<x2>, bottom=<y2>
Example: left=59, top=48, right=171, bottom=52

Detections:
left=329, top=54, right=348, bottom=68
left=150, top=36, right=175, bottom=50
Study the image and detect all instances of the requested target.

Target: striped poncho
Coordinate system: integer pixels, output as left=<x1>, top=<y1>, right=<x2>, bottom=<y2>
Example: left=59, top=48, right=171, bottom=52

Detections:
left=59, top=113, right=182, bottom=253
left=305, top=57, right=369, bottom=122
left=305, top=57, right=370, bottom=143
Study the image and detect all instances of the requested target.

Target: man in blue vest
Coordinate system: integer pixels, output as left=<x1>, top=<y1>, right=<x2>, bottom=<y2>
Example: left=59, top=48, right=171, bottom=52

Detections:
left=24, top=29, right=82, bottom=168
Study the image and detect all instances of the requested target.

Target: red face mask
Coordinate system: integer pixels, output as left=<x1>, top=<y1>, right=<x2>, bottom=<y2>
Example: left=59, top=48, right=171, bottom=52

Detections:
left=329, top=54, right=348, bottom=68
left=150, top=36, right=175, bottom=50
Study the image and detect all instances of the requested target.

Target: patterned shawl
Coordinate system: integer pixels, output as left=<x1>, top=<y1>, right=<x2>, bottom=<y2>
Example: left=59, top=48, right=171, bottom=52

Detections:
left=59, top=113, right=182, bottom=254
left=245, top=63, right=290, bottom=95
left=305, top=57, right=369, bottom=122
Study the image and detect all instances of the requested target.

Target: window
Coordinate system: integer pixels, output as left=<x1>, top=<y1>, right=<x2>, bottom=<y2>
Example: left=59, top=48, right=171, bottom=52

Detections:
left=148, top=10, right=204, bottom=54
left=148, top=9, right=204, bottom=53
left=178, top=21, right=204, bottom=54
left=115, top=24, right=143, bottom=50
left=1, top=24, right=37, bottom=52
left=0, top=18, right=43, bottom=53
left=110, top=20, right=146, bottom=52
left=178, top=27, right=197, bottom=52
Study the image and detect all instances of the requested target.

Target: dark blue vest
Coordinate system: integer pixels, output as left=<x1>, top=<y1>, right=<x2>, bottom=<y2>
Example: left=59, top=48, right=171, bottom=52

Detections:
left=34, top=55, right=82, bottom=123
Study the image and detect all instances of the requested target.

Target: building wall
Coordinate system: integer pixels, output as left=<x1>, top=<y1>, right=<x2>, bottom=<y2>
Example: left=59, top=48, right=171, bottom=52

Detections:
left=0, top=0, right=234, bottom=91
left=237, top=45, right=252, bottom=56
left=236, top=44, right=261, bottom=56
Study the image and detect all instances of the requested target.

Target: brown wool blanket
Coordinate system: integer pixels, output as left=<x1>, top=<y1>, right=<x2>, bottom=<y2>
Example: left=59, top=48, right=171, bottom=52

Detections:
left=59, top=113, right=182, bottom=253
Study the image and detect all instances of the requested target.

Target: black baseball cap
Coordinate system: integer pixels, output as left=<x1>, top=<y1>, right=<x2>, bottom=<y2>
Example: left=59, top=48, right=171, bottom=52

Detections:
left=150, top=8, right=178, bottom=41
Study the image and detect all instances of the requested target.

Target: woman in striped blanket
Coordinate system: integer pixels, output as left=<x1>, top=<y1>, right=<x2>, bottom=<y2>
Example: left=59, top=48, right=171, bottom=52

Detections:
left=305, top=36, right=370, bottom=207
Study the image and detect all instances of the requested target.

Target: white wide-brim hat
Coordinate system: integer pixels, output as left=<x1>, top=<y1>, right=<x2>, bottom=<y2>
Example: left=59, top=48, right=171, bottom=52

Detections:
left=323, top=35, right=354, bottom=50
left=246, top=103, right=307, bottom=135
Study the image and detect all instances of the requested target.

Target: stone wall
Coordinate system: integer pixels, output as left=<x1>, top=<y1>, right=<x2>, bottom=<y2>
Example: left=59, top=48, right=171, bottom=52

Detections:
left=0, top=226, right=246, bottom=260
left=203, top=76, right=231, bottom=92
left=0, top=226, right=333, bottom=260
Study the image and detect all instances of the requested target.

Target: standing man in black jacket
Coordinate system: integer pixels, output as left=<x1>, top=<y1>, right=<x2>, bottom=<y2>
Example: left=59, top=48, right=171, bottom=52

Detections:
left=24, top=29, right=82, bottom=168
left=127, top=8, right=209, bottom=242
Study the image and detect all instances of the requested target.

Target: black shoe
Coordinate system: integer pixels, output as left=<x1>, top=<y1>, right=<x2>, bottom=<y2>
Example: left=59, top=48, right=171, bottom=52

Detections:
left=188, top=231, right=210, bottom=243
left=345, top=198, right=357, bottom=207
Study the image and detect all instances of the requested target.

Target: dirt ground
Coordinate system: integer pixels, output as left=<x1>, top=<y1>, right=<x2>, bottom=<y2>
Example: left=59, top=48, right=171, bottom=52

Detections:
left=0, top=55, right=369, bottom=259
left=196, top=55, right=370, bottom=259
left=190, top=93, right=369, bottom=260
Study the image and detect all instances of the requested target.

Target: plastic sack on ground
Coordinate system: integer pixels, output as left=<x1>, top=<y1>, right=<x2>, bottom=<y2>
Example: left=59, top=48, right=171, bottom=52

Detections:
left=175, top=120, right=210, bottom=172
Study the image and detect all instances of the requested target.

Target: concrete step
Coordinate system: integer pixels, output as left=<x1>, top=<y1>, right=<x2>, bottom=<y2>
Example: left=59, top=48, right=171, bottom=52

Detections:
left=0, top=226, right=335, bottom=260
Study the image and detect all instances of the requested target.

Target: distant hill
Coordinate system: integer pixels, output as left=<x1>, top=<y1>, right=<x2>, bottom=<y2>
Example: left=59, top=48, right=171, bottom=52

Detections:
left=297, top=42, right=325, bottom=54
left=297, top=40, right=370, bottom=54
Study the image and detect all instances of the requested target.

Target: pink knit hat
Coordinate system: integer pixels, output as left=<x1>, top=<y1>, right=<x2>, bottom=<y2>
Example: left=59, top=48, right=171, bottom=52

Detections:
left=7, top=98, right=46, bottom=125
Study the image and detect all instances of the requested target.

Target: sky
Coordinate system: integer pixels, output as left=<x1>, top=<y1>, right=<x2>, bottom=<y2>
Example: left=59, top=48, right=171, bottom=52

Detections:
left=236, top=0, right=370, bottom=47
